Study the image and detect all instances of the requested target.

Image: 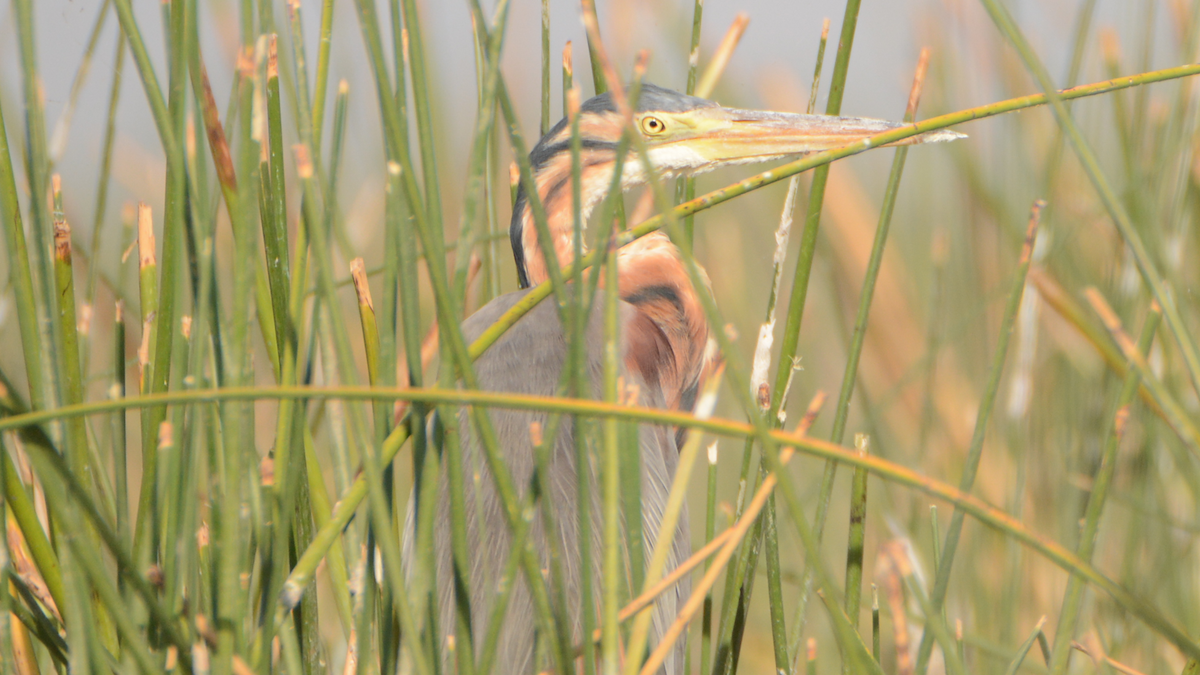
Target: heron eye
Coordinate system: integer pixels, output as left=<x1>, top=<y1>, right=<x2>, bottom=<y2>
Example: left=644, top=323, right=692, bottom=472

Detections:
left=640, top=116, right=666, bottom=135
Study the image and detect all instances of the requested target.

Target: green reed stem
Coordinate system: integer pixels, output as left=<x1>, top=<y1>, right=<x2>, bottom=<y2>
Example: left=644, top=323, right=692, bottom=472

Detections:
left=154, top=0, right=189, bottom=485
left=0, top=93, right=46, bottom=412
left=352, top=259, right=421, bottom=669
left=829, top=56, right=928, bottom=663
left=438, top=396, right=479, bottom=675
left=902, top=565, right=965, bottom=675
left=815, top=586, right=885, bottom=675
left=6, top=573, right=68, bottom=667
left=60, top=541, right=99, bottom=673
left=753, top=178, right=807, bottom=675
left=456, top=0, right=512, bottom=300
left=872, top=587, right=880, bottom=661
left=284, top=2, right=316, bottom=138
left=580, top=0, right=607, bottom=94
left=13, top=0, right=59, bottom=411
left=843, top=434, right=870, bottom=628
left=913, top=201, right=1044, bottom=674
left=110, top=305, right=129, bottom=549
left=977, top=0, right=1200, bottom=402
left=51, top=181, right=98, bottom=552
left=312, top=0, right=335, bottom=150
left=255, top=36, right=306, bottom=670
left=480, top=71, right=569, bottom=304
left=68, top=510, right=160, bottom=674
left=773, top=28, right=832, bottom=669
left=260, top=44, right=294, bottom=364
left=601, top=217, right=621, bottom=675
left=567, top=86, right=599, bottom=675
left=1086, top=296, right=1200, bottom=455
left=760, top=8, right=862, bottom=656
left=390, top=163, right=424, bottom=392
left=343, top=364, right=434, bottom=675
left=12, top=408, right=195, bottom=669
left=132, top=206, right=160, bottom=564
left=1048, top=307, right=1162, bottom=674
left=829, top=59, right=922, bottom=451
left=401, top=0, right=443, bottom=232
left=1006, top=619, right=1049, bottom=675
left=771, top=0, right=862, bottom=423
left=677, top=0, right=703, bottom=246
left=303, top=427, right=352, bottom=635
left=0, top=449, right=65, bottom=614
left=113, top=0, right=189, bottom=568
left=214, top=17, right=258, bottom=670
left=699, top=445, right=718, bottom=675
left=1037, top=0, right=1096, bottom=193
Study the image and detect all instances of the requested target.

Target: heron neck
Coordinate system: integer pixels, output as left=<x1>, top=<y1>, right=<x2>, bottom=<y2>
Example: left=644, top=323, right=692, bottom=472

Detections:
left=516, top=160, right=620, bottom=287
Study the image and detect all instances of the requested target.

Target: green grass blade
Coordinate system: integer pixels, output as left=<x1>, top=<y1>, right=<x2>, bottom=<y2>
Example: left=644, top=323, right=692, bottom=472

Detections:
left=913, top=202, right=1044, bottom=674
left=1048, top=305, right=1162, bottom=675
left=0, top=92, right=47, bottom=413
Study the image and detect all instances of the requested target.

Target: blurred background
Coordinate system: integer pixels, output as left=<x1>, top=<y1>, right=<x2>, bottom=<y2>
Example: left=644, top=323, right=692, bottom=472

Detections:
left=2, top=0, right=1198, bottom=673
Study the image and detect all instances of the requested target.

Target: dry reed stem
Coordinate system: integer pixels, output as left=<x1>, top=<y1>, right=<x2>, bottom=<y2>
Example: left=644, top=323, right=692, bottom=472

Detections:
left=749, top=163, right=804, bottom=410
left=1026, top=267, right=1165, bottom=416
left=350, top=258, right=373, bottom=311
left=638, top=392, right=827, bottom=675
left=906, top=48, right=931, bottom=117
left=876, top=540, right=914, bottom=675
left=1084, top=289, right=1200, bottom=452
left=136, top=203, right=154, bottom=272
left=197, top=60, right=237, bottom=192
left=341, top=631, right=357, bottom=675
left=5, top=516, right=60, bottom=623
left=1072, top=635, right=1147, bottom=675
left=137, top=318, right=152, bottom=391
left=293, top=143, right=314, bottom=179
left=695, top=14, right=750, bottom=99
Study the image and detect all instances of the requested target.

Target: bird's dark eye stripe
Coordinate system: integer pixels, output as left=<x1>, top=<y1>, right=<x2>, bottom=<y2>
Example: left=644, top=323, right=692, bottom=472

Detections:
left=623, top=284, right=685, bottom=315
left=509, top=190, right=531, bottom=288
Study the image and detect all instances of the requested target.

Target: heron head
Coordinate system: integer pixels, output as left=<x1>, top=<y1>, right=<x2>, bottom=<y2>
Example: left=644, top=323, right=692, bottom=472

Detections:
left=510, top=83, right=964, bottom=287
left=623, top=84, right=965, bottom=178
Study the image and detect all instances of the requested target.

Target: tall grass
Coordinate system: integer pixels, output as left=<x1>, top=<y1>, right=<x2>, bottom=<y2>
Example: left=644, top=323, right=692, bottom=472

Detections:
left=0, top=1, right=1198, bottom=674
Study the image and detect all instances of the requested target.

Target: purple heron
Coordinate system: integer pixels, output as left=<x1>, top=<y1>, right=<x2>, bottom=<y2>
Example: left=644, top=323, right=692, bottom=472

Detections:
left=416, top=83, right=961, bottom=673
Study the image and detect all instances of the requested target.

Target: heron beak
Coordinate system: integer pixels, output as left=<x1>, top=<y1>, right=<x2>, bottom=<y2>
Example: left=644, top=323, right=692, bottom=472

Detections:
left=666, top=106, right=965, bottom=166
